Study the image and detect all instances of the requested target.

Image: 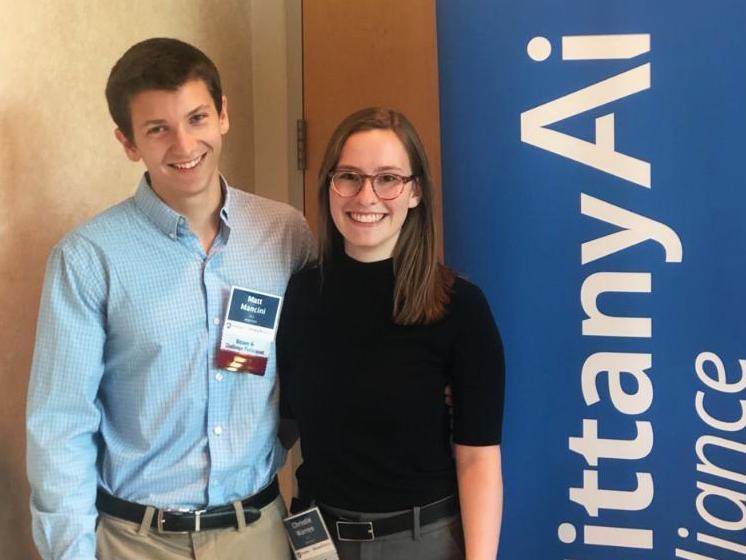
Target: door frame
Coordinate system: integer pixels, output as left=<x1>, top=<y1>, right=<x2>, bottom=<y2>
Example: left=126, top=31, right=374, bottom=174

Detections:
left=249, top=0, right=304, bottom=211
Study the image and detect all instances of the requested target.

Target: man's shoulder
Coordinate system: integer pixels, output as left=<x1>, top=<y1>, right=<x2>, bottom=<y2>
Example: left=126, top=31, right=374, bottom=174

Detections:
left=227, top=187, right=305, bottom=226
left=54, top=197, right=138, bottom=254
left=224, top=186, right=316, bottom=264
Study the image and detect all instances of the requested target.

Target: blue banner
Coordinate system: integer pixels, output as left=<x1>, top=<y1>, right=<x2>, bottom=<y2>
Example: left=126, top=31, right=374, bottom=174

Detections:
left=437, top=2, right=746, bottom=558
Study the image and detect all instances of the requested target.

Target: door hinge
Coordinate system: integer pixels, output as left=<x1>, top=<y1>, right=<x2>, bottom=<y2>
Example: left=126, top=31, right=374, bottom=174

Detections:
left=296, top=119, right=306, bottom=171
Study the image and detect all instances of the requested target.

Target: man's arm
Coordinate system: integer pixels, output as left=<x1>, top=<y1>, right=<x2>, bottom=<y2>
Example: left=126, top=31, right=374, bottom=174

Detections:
left=27, top=242, right=106, bottom=560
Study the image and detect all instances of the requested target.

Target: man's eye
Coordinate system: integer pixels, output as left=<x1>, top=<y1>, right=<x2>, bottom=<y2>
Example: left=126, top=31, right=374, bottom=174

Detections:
left=191, top=113, right=208, bottom=124
left=147, top=126, right=166, bottom=135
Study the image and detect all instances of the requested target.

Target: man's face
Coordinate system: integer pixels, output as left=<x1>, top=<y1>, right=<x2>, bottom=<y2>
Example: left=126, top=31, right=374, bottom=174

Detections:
left=115, top=79, right=229, bottom=208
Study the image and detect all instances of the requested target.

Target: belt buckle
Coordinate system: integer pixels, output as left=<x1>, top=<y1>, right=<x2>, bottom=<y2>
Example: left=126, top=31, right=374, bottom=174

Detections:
left=335, top=520, right=375, bottom=541
left=156, top=507, right=207, bottom=533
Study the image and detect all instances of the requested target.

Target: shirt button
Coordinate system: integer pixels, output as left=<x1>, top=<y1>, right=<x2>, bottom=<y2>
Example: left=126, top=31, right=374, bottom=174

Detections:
left=169, top=233, right=176, bottom=239
left=213, top=317, right=221, bottom=325
left=215, top=373, right=224, bottom=382
left=213, top=426, right=223, bottom=435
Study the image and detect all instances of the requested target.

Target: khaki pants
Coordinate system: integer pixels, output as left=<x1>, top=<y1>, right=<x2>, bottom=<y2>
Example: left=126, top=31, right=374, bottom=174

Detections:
left=96, top=495, right=291, bottom=560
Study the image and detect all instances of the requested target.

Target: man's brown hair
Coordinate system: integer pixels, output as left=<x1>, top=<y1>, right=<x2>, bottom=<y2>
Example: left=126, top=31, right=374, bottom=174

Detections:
left=105, top=38, right=223, bottom=141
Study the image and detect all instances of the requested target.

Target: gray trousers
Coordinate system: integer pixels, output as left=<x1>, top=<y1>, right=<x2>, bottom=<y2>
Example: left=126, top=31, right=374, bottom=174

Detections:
left=321, top=502, right=465, bottom=560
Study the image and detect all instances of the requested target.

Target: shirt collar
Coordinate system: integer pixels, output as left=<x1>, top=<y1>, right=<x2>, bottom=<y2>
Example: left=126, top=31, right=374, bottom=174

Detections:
left=133, top=173, right=232, bottom=239
left=219, top=176, right=232, bottom=226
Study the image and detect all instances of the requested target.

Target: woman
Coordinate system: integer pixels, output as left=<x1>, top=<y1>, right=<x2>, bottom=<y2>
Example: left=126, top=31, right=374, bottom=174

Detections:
left=277, top=107, right=504, bottom=560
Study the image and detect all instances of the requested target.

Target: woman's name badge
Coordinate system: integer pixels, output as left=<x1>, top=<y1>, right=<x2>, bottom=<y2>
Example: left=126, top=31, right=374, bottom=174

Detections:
left=283, top=507, right=339, bottom=560
left=216, top=287, right=282, bottom=375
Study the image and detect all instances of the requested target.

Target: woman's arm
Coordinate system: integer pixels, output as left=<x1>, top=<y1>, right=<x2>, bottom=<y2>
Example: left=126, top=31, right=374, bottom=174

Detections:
left=455, top=444, right=503, bottom=560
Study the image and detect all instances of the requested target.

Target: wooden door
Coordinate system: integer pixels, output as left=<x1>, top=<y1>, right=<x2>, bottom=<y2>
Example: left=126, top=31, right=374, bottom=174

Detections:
left=302, top=0, right=442, bottom=238
left=275, top=0, right=443, bottom=504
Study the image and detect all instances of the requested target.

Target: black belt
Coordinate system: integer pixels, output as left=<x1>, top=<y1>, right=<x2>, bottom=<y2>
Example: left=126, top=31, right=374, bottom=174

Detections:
left=96, top=477, right=278, bottom=533
left=320, top=495, right=458, bottom=542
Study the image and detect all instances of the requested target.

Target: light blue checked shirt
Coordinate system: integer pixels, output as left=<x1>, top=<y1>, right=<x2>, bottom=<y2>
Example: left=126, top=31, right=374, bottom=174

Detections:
left=26, top=175, right=315, bottom=560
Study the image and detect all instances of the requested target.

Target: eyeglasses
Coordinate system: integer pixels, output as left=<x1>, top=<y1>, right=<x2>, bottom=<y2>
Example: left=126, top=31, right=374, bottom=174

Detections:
left=329, top=170, right=416, bottom=200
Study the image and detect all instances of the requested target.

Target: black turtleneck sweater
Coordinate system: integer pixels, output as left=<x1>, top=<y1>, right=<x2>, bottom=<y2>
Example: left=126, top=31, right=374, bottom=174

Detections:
left=277, top=254, right=504, bottom=512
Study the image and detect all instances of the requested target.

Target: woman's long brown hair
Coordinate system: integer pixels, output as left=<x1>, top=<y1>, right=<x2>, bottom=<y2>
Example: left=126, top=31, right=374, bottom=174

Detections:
left=317, top=107, right=453, bottom=325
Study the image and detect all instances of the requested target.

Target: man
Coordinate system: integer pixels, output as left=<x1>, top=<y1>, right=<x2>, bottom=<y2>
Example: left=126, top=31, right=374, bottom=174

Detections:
left=26, top=38, right=314, bottom=559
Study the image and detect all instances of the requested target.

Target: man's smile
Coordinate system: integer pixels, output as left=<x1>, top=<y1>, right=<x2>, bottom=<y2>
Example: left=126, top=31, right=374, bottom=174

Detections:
left=168, top=153, right=206, bottom=170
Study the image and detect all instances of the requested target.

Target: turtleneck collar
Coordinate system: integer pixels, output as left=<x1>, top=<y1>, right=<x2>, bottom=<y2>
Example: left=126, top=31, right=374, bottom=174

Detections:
left=336, top=250, right=394, bottom=271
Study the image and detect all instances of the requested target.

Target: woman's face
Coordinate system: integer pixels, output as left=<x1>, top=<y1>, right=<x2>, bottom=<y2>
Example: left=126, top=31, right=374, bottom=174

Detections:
left=329, top=129, right=421, bottom=262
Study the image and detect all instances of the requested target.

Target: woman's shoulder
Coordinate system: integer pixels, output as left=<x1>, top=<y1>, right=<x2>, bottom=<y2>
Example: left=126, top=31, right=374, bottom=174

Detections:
left=288, top=264, right=322, bottom=290
left=449, top=272, right=489, bottom=309
left=285, top=265, right=322, bottom=304
left=280, top=266, right=322, bottom=323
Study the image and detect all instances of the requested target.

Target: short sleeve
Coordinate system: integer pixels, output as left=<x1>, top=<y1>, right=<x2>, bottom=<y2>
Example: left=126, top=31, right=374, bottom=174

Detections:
left=449, top=280, right=505, bottom=445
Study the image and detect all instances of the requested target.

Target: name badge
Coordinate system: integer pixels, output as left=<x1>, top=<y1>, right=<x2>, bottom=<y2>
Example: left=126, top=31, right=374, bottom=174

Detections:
left=216, top=287, right=282, bottom=375
left=283, top=507, right=339, bottom=560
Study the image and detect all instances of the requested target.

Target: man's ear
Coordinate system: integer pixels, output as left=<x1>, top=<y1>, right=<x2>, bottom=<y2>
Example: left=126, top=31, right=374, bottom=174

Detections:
left=114, top=128, right=141, bottom=162
left=408, top=178, right=422, bottom=209
left=219, top=95, right=230, bottom=134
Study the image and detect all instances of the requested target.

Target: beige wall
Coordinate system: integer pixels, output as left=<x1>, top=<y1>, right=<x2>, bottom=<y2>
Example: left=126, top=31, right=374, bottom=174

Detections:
left=250, top=0, right=303, bottom=208
left=0, top=2, right=261, bottom=557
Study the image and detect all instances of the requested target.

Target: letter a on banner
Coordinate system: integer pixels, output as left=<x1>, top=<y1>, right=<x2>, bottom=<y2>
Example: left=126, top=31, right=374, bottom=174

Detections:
left=520, top=34, right=651, bottom=187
